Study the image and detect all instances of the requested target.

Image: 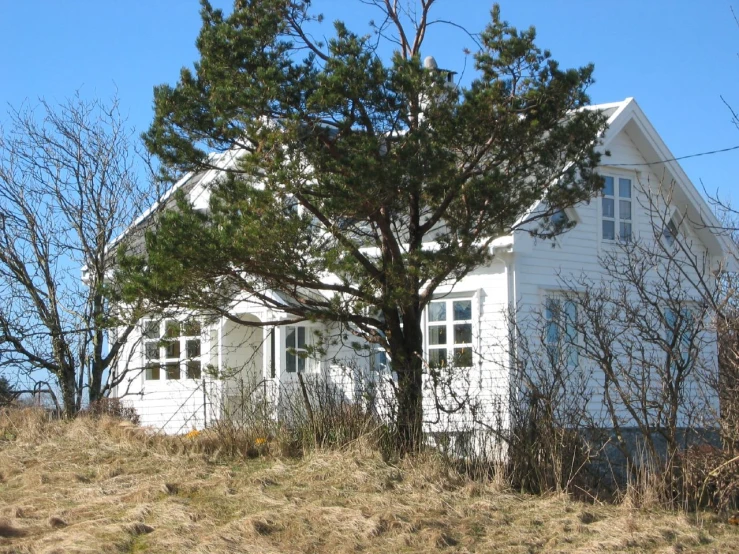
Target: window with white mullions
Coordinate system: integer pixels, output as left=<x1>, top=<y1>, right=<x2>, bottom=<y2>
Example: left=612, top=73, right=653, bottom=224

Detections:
left=142, top=320, right=161, bottom=380
left=544, top=297, right=578, bottom=367
left=426, top=299, right=474, bottom=369
left=285, top=325, right=309, bottom=373
left=183, top=320, right=202, bottom=379
left=601, top=176, right=632, bottom=242
left=142, top=319, right=203, bottom=381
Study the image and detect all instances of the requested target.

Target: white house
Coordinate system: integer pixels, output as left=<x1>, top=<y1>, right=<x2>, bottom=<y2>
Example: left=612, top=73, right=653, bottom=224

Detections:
left=111, top=98, right=736, bottom=436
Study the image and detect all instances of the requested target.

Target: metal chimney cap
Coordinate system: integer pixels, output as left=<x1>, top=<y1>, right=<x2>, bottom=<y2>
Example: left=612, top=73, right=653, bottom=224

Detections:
left=423, top=56, right=438, bottom=70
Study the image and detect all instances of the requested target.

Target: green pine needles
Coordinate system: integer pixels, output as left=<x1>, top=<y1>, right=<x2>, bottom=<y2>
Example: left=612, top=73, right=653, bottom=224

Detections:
left=118, top=1, right=607, bottom=450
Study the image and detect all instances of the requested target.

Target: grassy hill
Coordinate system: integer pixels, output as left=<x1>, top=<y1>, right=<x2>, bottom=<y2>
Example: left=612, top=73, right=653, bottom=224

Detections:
left=0, top=409, right=737, bottom=553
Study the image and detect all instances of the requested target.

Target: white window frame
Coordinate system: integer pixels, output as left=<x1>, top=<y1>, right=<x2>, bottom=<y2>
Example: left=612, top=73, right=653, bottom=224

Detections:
left=284, top=325, right=312, bottom=374
left=142, top=318, right=203, bottom=382
left=600, top=174, right=634, bottom=243
left=542, top=294, right=579, bottom=368
left=424, top=294, right=478, bottom=370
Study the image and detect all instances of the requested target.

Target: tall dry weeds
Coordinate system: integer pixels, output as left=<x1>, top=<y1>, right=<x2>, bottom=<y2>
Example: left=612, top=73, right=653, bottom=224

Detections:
left=0, top=406, right=738, bottom=553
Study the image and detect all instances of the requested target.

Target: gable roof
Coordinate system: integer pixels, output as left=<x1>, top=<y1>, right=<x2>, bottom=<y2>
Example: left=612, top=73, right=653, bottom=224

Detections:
left=107, top=149, right=243, bottom=254
left=112, top=98, right=738, bottom=273
left=599, top=97, right=738, bottom=270
left=514, top=97, right=738, bottom=271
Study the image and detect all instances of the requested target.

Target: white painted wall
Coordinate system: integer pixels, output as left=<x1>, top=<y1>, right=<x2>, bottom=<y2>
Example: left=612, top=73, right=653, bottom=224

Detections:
left=113, top=320, right=220, bottom=434
left=509, top=126, right=719, bottom=429
left=111, top=101, right=723, bottom=438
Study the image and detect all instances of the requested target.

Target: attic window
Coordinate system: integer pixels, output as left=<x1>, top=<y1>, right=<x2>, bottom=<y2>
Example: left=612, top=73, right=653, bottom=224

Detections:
left=601, top=176, right=632, bottom=242
left=550, top=210, right=570, bottom=228
left=537, top=209, right=574, bottom=240
left=662, top=219, right=679, bottom=247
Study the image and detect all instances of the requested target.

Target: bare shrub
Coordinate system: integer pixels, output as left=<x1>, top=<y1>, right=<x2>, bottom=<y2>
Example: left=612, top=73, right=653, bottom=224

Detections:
left=80, top=398, right=140, bottom=425
left=717, top=305, right=739, bottom=453
left=681, top=445, right=739, bottom=512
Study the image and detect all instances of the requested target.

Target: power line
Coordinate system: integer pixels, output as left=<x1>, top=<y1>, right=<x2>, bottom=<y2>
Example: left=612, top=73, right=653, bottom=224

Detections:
left=606, top=144, right=739, bottom=167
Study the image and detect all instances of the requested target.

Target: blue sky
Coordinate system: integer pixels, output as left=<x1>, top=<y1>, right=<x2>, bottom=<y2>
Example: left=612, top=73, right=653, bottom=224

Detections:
left=1, top=0, right=738, bottom=202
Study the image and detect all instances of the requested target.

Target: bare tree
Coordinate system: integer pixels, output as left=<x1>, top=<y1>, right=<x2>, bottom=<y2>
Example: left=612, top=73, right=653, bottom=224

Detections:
left=546, top=180, right=723, bottom=490
left=0, top=95, right=153, bottom=416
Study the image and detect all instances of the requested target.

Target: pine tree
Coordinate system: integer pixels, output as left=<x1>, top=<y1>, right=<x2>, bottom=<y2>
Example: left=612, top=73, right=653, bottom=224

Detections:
left=121, top=1, right=606, bottom=450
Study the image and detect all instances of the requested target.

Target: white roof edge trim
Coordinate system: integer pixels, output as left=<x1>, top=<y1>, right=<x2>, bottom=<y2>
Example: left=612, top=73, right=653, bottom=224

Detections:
left=579, top=97, right=633, bottom=116
left=511, top=98, right=632, bottom=235
left=106, top=149, right=245, bottom=252
left=625, top=99, right=739, bottom=263
left=491, top=235, right=514, bottom=251
left=596, top=97, right=635, bottom=151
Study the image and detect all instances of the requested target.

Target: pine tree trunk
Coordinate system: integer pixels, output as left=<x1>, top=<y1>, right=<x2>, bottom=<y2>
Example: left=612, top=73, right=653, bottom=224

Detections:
left=396, top=358, right=424, bottom=452
left=390, top=314, right=425, bottom=453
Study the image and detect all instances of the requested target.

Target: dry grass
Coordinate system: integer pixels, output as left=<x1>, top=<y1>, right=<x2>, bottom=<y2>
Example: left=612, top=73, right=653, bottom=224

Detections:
left=0, top=408, right=737, bottom=553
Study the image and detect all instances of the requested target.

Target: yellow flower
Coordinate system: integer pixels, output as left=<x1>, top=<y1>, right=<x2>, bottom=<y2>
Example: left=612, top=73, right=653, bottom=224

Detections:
left=255, top=437, right=266, bottom=446
left=185, top=429, right=201, bottom=439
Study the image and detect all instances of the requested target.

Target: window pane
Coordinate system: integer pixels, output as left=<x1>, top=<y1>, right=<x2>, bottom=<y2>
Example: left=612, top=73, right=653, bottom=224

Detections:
left=567, top=346, right=578, bottom=368
left=164, top=320, right=180, bottom=339
left=372, top=350, right=387, bottom=371
left=453, top=347, right=473, bottom=367
left=619, top=200, right=631, bottom=221
left=619, top=222, right=632, bottom=241
left=143, top=321, right=160, bottom=339
left=145, top=363, right=160, bottom=380
left=165, top=362, right=180, bottom=380
left=603, top=176, right=614, bottom=196
left=564, top=301, right=577, bottom=336
left=187, top=360, right=202, bottom=380
left=665, top=308, right=677, bottom=329
left=182, top=320, right=201, bottom=337
left=454, top=323, right=472, bottom=344
left=298, top=355, right=306, bottom=373
left=286, top=352, right=296, bottom=373
left=546, top=343, right=561, bottom=365
left=550, top=210, right=569, bottom=227
left=545, top=298, right=560, bottom=345
left=428, top=302, right=446, bottom=322
left=285, top=327, right=296, bottom=349
left=663, top=220, right=678, bottom=245
left=165, top=340, right=180, bottom=359
left=619, top=178, right=631, bottom=198
left=428, top=325, right=447, bottom=346
left=564, top=301, right=578, bottom=367
left=602, top=198, right=614, bottom=218
left=602, top=220, right=615, bottom=240
left=297, top=326, right=306, bottom=349
left=428, top=348, right=447, bottom=368
left=145, top=342, right=159, bottom=361
left=453, top=300, right=472, bottom=321
left=544, top=297, right=559, bottom=321
left=681, top=309, right=694, bottom=348
left=186, top=340, right=201, bottom=359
